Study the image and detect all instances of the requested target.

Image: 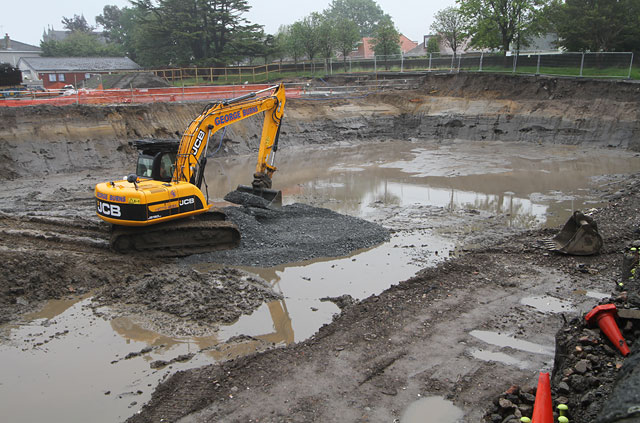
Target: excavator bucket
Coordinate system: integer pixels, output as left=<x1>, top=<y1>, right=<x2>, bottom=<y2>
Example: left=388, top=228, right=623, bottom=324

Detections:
left=235, top=184, right=282, bottom=208
left=548, top=211, right=603, bottom=255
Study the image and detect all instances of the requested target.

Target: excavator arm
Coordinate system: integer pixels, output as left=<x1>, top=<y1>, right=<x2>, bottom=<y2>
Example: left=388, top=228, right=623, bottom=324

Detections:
left=173, top=83, right=286, bottom=191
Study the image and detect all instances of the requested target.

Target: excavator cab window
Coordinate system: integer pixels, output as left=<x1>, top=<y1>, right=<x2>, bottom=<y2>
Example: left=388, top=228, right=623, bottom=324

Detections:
left=136, top=155, right=154, bottom=178
left=157, top=152, right=175, bottom=182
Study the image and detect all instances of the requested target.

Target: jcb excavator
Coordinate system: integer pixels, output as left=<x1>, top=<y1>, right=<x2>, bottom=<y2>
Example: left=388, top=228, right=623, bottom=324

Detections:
left=95, top=83, right=286, bottom=254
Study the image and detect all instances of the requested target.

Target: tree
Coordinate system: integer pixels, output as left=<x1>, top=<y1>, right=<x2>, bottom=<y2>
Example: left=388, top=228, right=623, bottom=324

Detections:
left=273, top=25, right=290, bottom=64
left=62, top=14, right=94, bottom=33
left=129, top=0, right=263, bottom=67
left=325, top=0, right=386, bottom=37
left=457, top=0, right=548, bottom=53
left=287, top=22, right=307, bottom=64
left=426, top=35, right=440, bottom=53
left=40, top=32, right=124, bottom=57
left=316, top=15, right=337, bottom=71
left=547, top=0, right=640, bottom=52
left=334, top=17, right=361, bottom=67
left=291, top=14, right=322, bottom=71
left=430, top=7, right=466, bottom=58
left=371, top=16, right=400, bottom=69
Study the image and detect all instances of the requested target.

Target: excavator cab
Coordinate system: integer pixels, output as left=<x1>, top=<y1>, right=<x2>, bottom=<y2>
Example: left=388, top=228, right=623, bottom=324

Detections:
left=132, top=139, right=178, bottom=183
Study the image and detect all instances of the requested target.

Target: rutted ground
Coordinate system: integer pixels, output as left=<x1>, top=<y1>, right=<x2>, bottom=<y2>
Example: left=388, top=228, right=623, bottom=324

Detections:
left=1, top=73, right=639, bottom=422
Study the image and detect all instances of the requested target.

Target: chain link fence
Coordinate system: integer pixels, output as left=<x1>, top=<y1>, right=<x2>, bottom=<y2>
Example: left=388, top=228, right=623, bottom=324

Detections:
left=144, top=52, right=635, bottom=84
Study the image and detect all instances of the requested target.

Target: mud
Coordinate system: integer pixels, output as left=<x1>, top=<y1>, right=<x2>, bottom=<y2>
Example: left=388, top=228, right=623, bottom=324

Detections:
left=1, top=73, right=640, bottom=422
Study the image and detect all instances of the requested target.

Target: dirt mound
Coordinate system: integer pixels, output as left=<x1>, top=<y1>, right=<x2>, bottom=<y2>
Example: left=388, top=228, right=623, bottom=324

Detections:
left=83, top=72, right=171, bottom=89
left=94, top=267, right=282, bottom=326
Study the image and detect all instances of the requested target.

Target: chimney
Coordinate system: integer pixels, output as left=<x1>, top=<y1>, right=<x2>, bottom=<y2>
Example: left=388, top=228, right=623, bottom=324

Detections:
left=4, top=34, right=9, bottom=50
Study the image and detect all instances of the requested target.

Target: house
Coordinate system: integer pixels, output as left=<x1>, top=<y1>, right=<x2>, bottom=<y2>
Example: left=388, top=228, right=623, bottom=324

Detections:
left=17, top=57, right=141, bottom=90
left=0, top=34, right=42, bottom=68
left=350, top=34, right=419, bottom=59
left=405, top=34, right=488, bottom=57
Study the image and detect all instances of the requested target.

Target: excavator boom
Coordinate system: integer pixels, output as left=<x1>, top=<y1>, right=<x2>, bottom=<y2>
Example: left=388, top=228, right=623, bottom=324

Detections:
left=94, top=83, right=287, bottom=255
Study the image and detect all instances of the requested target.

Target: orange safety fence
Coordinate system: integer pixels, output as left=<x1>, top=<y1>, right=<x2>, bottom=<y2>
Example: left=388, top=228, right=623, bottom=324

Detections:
left=0, top=84, right=303, bottom=107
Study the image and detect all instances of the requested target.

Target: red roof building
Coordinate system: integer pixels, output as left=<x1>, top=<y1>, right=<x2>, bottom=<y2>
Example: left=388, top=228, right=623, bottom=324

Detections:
left=350, top=35, right=418, bottom=59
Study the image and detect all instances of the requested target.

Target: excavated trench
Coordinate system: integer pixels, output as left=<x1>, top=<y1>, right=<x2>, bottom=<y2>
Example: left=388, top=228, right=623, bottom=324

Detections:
left=1, top=73, right=640, bottom=423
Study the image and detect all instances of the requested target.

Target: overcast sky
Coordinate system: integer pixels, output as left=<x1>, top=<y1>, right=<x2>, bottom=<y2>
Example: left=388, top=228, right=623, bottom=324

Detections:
left=2, top=0, right=456, bottom=47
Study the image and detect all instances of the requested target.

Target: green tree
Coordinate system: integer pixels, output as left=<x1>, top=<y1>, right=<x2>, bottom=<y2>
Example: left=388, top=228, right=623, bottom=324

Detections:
left=273, top=25, right=290, bottom=64
left=62, top=14, right=94, bottom=33
left=96, top=5, right=145, bottom=60
left=292, top=14, right=322, bottom=71
left=431, top=7, right=466, bottom=58
left=129, top=0, right=263, bottom=67
left=457, top=0, right=548, bottom=53
left=325, top=0, right=386, bottom=37
left=317, top=15, right=337, bottom=71
left=287, top=22, right=307, bottom=64
left=371, top=16, right=400, bottom=69
left=548, top=0, right=640, bottom=52
left=426, top=35, right=440, bottom=53
left=334, top=17, right=361, bottom=67
left=40, top=32, right=124, bottom=57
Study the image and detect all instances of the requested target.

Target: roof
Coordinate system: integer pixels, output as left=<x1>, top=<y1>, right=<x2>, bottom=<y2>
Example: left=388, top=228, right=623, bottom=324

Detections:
left=0, top=38, right=41, bottom=52
left=398, top=35, right=418, bottom=54
left=19, top=57, right=141, bottom=72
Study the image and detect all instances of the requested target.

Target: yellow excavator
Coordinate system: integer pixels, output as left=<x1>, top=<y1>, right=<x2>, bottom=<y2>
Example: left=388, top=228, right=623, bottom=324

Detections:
left=95, top=83, right=286, bottom=254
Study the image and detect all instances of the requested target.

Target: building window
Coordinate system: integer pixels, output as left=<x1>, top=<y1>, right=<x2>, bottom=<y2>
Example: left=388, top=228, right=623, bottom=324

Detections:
left=85, top=73, right=90, bottom=79
left=49, top=74, right=57, bottom=82
left=59, top=74, right=65, bottom=82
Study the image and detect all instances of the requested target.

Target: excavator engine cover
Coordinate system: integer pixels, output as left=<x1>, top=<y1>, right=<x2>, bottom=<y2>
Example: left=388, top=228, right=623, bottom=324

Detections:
left=549, top=210, right=603, bottom=255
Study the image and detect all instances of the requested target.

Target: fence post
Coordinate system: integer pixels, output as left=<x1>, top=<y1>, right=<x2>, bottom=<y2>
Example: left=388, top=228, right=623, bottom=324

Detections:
left=252, top=67, right=255, bottom=82
left=450, top=54, right=454, bottom=72
left=536, top=54, right=541, bottom=75
left=479, top=52, right=483, bottom=72
left=429, top=53, right=432, bottom=71
left=349, top=57, right=352, bottom=73
left=374, top=55, right=377, bottom=73
left=74, top=74, right=78, bottom=105
left=580, top=52, right=585, bottom=77
left=195, top=67, right=198, bottom=85
left=512, top=53, right=518, bottom=74
left=457, top=54, right=462, bottom=72
left=401, top=53, right=404, bottom=73
left=628, top=52, right=634, bottom=79
left=330, top=57, right=333, bottom=75
left=266, top=64, right=269, bottom=81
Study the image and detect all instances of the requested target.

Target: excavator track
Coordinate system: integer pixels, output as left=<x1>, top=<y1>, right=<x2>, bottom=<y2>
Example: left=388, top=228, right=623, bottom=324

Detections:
left=110, top=211, right=240, bottom=257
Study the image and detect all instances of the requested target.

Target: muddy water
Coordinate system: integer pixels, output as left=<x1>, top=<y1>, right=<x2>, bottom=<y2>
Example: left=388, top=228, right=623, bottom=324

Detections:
left=3, top=139, right=640, bottom=423
left=206, top=140, right=640, bottom=228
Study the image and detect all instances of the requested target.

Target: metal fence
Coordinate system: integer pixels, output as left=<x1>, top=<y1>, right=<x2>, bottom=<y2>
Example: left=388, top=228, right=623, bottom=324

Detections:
left=144, top=51, right=635, bottom=84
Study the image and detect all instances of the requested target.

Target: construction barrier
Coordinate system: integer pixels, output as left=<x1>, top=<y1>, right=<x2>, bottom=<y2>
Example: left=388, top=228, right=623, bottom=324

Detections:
left=0, top=84, right=303, bottom=107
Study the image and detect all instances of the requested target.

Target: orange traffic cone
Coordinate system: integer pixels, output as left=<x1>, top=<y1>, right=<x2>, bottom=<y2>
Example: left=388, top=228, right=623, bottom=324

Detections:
left=585, top=304, right=630, bottom=356
left=531, top=372, right=553, bottom=423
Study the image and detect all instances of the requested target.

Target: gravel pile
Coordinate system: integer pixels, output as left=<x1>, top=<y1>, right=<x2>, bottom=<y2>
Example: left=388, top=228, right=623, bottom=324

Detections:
left=186, top=202, right=390, bottom=267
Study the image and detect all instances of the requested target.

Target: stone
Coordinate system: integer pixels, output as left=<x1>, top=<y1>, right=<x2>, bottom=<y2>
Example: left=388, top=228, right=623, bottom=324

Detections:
left=574, top=359, right=590, bottom=374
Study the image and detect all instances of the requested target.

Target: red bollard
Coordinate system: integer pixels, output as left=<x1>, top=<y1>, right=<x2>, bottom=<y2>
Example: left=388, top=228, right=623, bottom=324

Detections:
left=531, top=372, right=553, bottom=423
left=585, top=304, right=630, bottom=357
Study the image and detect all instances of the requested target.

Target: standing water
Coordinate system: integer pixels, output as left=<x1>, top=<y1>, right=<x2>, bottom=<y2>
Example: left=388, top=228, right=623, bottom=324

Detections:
left=2, top=139, right=639, bottom=422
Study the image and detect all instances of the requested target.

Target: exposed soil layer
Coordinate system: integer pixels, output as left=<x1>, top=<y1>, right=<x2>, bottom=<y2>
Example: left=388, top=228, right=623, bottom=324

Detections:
left=1, top=73, right=640, bottom=422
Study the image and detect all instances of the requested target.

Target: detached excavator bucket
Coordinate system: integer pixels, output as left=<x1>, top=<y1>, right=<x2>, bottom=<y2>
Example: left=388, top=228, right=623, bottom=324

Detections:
left=235, top=184, right=282, bottom=208
left=549, top=211, right=603, bottom=255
